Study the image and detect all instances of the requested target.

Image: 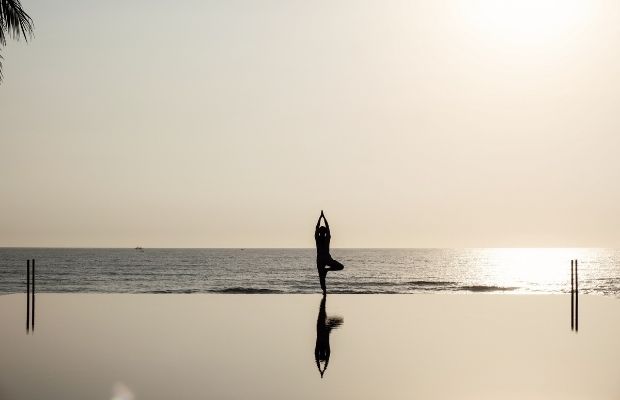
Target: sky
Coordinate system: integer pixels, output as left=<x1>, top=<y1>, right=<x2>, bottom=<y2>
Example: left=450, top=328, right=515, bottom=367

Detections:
left=1, top=0, right=620, bottom=248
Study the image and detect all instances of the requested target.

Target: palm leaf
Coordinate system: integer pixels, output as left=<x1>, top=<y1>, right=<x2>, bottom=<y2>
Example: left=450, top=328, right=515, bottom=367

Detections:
left=0, top=0, right=34, bottom=44
left=0, top=0, right=34, bottom=81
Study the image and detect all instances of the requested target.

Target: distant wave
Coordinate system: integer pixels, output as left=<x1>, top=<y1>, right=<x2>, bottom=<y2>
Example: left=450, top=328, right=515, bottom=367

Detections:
left=407, top=280, right=455, bottom=286
left=353, top=280, right=456, bottom=288
left=213, top=287, right=284, bottom=294
left=456, top=285, right=518, bottom=293
left=322, top=283, right=518, bottom=294
left=145, top=289, right=201, bottom=294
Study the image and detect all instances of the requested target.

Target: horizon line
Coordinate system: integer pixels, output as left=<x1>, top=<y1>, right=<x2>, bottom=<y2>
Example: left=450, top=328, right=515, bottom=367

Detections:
left=0, top=246, right=610, bottom=250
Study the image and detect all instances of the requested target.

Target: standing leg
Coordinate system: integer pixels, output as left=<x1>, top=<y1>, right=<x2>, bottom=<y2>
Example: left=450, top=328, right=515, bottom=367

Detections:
left=317, top=263, right=327, bottom=295
left=319, top=273, right=326, bottom=296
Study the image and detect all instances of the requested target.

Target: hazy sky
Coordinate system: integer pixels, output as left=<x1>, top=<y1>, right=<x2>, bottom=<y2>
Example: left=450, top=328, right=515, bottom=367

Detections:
left=1, top=0, right=620, bottom=247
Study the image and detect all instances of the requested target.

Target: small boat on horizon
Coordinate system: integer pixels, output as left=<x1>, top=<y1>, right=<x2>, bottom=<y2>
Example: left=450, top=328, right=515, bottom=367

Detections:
left=135, top=246, right=144, bottom=251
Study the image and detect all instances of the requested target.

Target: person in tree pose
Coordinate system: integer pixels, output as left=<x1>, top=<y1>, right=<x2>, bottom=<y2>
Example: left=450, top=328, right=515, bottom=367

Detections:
left=315, top=210, right=344, bottom=295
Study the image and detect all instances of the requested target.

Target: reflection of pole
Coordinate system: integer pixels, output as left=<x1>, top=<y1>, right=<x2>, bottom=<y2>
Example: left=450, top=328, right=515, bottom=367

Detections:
left=570, top=260, right=574, bottom=331
left=575, top=259, right=578, bottom=332
left=27, top=260, right=30, bottom=332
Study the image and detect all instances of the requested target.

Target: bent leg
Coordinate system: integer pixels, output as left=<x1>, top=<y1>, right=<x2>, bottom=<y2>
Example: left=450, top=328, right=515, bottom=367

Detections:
left=325, top=258, right=344, bottom=271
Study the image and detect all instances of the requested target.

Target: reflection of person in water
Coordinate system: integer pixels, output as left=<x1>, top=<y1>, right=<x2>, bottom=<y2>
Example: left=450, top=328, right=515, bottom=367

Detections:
left=315, top=210, right=344, bottom=295
left=314, top=296, right=343, bottom=378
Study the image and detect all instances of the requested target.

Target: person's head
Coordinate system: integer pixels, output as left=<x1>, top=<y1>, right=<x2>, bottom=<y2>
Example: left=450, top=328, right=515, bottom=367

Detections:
left=318, top=226, right=328, bottom=238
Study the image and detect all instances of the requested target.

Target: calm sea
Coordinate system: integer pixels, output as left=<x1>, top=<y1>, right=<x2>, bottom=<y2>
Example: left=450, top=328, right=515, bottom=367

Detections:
left=1, top=248, right=619, bottom=296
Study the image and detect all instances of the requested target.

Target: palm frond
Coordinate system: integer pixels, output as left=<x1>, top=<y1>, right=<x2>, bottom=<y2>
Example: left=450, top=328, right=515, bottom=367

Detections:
left=0, top=0, right=34, bottom=45
left=0, top=0, right=33, bottom=81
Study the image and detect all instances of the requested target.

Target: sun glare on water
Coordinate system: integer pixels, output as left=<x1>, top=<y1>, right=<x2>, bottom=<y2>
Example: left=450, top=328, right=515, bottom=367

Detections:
left=479, top=248, right=594, bottom=293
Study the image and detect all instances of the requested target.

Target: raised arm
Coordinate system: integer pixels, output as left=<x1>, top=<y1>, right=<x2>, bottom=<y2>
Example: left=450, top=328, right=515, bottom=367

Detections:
left=315, top=213, right=323, bottom=239
left=322, top=211, right=331, bottom=237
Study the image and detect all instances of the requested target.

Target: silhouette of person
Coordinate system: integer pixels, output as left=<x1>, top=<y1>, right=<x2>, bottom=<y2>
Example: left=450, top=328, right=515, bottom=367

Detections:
left=314, top=296, right=343, bottom=378
left=315, top=210, right=344, bottom=295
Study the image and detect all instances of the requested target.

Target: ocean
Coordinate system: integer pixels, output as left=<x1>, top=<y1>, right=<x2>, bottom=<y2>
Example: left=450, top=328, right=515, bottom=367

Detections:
left=1, top=248, right=619, bottom=296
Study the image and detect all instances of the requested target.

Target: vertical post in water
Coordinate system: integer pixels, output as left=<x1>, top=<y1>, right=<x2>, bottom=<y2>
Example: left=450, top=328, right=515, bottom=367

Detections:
left=575, top=259, right=578, bottom=332
left=27, top=260, right=30, bottom=332
left=32, top=259, right=35, bottom=331
left=571, top=260, right=574, bottom=331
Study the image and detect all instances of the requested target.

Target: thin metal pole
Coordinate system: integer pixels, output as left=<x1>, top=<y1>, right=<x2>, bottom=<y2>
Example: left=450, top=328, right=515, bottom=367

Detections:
left=27, top=260, right=30, bottom=332
left=31, top=259, right=35, bottom=331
